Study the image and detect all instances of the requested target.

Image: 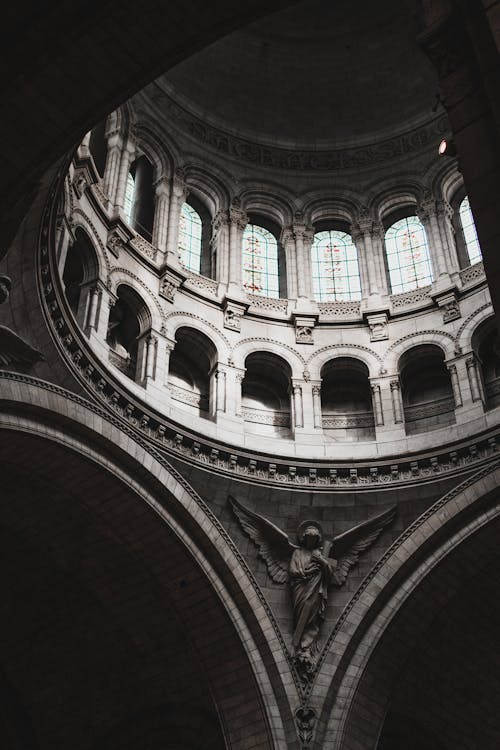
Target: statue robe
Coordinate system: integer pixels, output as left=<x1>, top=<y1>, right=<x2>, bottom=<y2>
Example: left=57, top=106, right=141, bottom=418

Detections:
left=289, top=547, right=336, bottom=656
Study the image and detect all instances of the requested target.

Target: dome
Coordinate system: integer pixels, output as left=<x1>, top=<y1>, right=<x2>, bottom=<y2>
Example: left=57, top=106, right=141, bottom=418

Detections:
left=2, top=3, right=500, bottom=750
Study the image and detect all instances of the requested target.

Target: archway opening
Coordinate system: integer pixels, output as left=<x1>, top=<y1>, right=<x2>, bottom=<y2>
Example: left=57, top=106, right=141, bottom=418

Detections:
left=399, top=344, right=455, bottom=435
left=241, top=351, right=292, bottom=436
left=320, top=357, right=375, bottom=441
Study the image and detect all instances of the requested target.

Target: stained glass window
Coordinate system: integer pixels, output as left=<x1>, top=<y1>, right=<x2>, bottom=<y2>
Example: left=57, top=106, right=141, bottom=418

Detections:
left=242, top=224, right=279, bottom=298
left=385, top=216, right=433, bottom=294
left=123, top=172, right=135, bottom=223
left=178, top=202, right=202, bottom=273
left=459, top=196, right=482, bottom=266
left=311, top=230, right=361, bottom=301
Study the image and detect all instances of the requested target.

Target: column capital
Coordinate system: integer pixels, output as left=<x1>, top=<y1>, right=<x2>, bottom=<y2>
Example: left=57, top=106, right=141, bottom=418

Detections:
left=229, top=206, right=247, bottom=229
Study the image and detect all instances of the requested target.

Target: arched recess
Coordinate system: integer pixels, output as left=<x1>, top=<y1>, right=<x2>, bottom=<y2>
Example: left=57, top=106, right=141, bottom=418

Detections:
left=398, top=344, right=455, bottom=435
left=0, top=376, right=298, bottom=750
left=62, top=227, right=99, bottom=330
left=313, top=460, right=500, bottom=750
left=241, top=351, right=292, bottom=437
left=472, top=316, right=500, bottom=410
left=169, top=326, right=218, bottom=418
left=106, top=283, right=152, bottom=382
left=320, top=357, right=375, bottom=441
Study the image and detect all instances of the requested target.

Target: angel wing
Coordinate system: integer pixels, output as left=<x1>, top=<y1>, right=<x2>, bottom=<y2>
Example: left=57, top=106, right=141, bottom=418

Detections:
left=329, top=504, right=396, bottom=586
left=0, top=326, right=44, bottom=367
left=229, top=495, right=297, bottom=583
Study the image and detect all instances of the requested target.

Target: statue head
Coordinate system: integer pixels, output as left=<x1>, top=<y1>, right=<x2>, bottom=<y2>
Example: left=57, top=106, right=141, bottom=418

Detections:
left=298, top=520, right=323, bottom=549
left=0, top=275, right=12, bottom=305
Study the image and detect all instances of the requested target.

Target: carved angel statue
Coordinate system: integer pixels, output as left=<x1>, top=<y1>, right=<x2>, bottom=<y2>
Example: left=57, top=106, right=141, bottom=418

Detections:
left=229, top=495, right=396, bottom=677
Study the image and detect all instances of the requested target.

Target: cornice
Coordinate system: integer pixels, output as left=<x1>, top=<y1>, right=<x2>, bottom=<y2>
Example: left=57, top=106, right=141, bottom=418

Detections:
left=156, top=92, right=449, bottom=174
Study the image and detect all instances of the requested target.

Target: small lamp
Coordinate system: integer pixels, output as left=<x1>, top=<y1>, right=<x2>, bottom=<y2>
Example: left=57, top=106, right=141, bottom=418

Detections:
left=438, top=138, right=457, bottom=157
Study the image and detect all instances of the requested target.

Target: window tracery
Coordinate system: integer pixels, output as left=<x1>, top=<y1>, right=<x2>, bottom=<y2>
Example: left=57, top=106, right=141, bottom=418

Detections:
left=179, top=202, right=203, bottom=273
left=311, top=230, right=361, bottom=301
left=385, top=216, right=433, bottom=294
left=459, top=196, right=482, bottom=266
left=242, top=223, right=279, bottom=298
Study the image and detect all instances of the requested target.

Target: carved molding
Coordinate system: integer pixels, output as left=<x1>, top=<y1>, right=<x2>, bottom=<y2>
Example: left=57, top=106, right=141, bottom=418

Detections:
left=161, top=92, right=449, bottom=172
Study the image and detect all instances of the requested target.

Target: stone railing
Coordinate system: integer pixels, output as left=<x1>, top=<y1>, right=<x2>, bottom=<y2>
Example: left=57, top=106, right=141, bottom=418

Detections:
left=459, top=261, right=485, bottom=287
left=130, top=233, right=157, bottom=261
left=108, top=348, right=135, bottom=378
left=242, top=405, right=291, bottom=426
left=390, top=285, right=432, bottom=309
left=184, top=271, right=219, bottom=296
left=246, top=294, right=289, bottom=314
left=322, top=411, right=375, bottom=429
left=404, top=395, right=455, bottom=422
left=170, top=384, right=209, bottom=412
left=318, top=300, right=361, bottom=318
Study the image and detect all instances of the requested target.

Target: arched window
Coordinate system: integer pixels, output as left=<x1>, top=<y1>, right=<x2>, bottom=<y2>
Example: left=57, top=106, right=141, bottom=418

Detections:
left=311, top=230, right=361, bottom=301
left=124, top=172, right=135, bottom=223
left=242, top=224, right=279, bottom=298
left=459, top=196, right=482, bottom=266
left=178, top=202, right=203, bottom=273
left=385, top=216, right=433, bottom=294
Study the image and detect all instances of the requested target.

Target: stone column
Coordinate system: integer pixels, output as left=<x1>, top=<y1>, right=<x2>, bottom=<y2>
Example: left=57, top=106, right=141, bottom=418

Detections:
left=418, top=194, right=449, bottom=281
left=447, top=362, right=463, bottom=407
left=466, top=355, right=483, bottom=403
left=282, top=227, right=297, bottom=299
left=371, top=222, right=389, bottom=296
left=293, top=223, right=314, bottom=300
left=103, top=129, right=123, bottom=203
left=351, top=225, right=370, bottom=300
left=85, top=284, right=101, bottom=332
left=114, top=138, right=135, bottom=213
left=353, top=213, right=379, bottom=297
left=165, top=169, right=187, bottom=268
left=437, top=199, right=460, bottom=274
left=312, top=383, right=322, bottom=429
left=234, top=370, right=245, bottom=418
left=371, top=382, right=384, bottom=426
left=292, top=382, right=304, bottom=429
left=215, top=368, right=226, bottom=414
left=228, top=205, right=248, bottom=294
left=212, top=209, right=229, bottom=285
left=390, top=379, right=404, bottom=424
left=152, top=177, right=170, bottom=257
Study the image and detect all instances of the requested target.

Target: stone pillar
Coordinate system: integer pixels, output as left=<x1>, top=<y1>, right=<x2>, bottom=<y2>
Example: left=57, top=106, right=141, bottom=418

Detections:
left=353, top=213, right=380, bottom=297
left=215, top=368, right=226, bottom=414
left=437, top=199, right=460, bottom=273
left=312, top=383, right=322, bottom=429
left=293, top=223, right=314, bottom=301
left=447, top=362, right=463, bottom=407
left=351, top=225, right=370, bottom=300
left=390, top=379, right=404, bottom=424
left=152, top=177, right=170, bottom=257
left=282, top=227, right=298, bottom=300
left=418, top=3, right=500, bottom=325
left=228, top=205, right=248, bottom=295
left=212, top=209, right=229, bottom=285
left=292, top=382, right=304, bottom=429
left=371, top=222, right=389, bottom=296
left=165, top=169, right=187, bottom=268
left=115, top=138, right=136, bottom=214
left=466, top=355, right=483, bottom=403
left=103, top=130, right=123, bottom=203
left=234, top=370, right=245, bottom=418
left=371, top=382, right=384, bottom=426
left=86, top=284, right=100, bottom=332
left=418, top=194, right=449, bottom=281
